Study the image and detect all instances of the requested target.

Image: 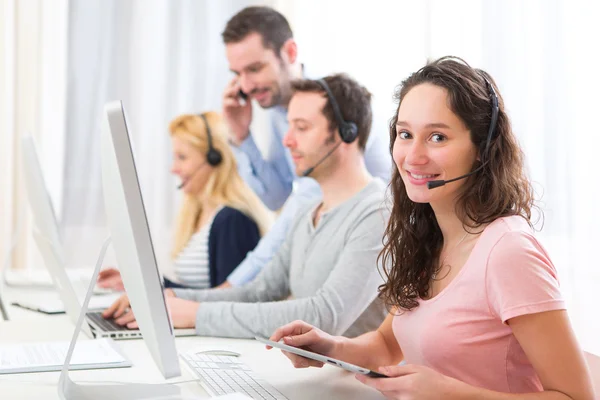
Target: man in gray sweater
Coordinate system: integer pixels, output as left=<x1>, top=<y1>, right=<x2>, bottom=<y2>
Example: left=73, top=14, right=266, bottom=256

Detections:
left=104, top=74, right=390, bottom=339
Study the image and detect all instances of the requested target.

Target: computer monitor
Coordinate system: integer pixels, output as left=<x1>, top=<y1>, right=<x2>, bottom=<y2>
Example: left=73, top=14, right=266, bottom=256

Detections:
left=101, top=100, right=181, bottom=379
left=21, top=136, right=63, bottom=257
left=21, top=136, right=93, bottom=334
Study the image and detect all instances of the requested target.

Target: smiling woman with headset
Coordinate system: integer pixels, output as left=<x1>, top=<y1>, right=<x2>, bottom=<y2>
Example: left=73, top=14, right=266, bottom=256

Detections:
left=267, top=57, right=595, bottom=399
left=98, top=111, right=272, bottom=290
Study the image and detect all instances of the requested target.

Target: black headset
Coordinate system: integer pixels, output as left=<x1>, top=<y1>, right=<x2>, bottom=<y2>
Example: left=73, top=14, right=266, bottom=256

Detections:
left=199, top=113, right=223, bottom=166
left=480, top=73, right=499, bottom=160
left=315, top=79, right=358, bottom=144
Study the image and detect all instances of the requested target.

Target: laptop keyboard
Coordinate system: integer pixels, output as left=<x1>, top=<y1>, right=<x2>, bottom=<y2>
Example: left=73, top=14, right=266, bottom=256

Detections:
left=181, top=352, right=288, bottom=399
left=87, top=311, right=131, bottom=332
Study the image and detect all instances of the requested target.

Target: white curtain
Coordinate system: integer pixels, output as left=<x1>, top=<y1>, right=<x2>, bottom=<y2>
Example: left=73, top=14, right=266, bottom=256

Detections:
left=60, top=0, right=272, bottom=276
left=280, top=0, right=600, bottom=354
left=0, top=0, right=18, bottom=271
left=0, top=0, right=68, bottom=273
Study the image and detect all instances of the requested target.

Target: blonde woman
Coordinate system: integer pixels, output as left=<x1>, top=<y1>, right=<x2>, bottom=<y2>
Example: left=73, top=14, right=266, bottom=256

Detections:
left=98, top=111, right=271, bottom=290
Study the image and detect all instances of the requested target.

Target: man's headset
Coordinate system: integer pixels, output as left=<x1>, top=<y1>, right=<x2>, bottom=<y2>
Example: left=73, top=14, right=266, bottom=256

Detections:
left=301, top=79, right=359, bottom=177
left=316, top=79, right=358, bottom=144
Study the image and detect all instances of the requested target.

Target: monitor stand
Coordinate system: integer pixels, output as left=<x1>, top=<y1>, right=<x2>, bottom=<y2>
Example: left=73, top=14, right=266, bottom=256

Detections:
left=0, top=220, right=21, bottom=321
left=58, top=238, right=187, bottom=400
left=0, top=290, right=8, bottom=321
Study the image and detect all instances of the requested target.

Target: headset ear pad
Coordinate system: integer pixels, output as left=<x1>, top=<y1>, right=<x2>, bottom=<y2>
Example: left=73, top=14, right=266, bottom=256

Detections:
left=198, top=113, right=223, bottom=167
left=339, top=122, right=358, bottom=144
left=206, top=148, right=223, bottom=166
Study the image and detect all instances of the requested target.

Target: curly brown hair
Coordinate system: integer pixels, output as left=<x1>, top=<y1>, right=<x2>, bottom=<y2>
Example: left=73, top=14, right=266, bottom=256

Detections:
left=378, top=56, right=538, bottom=311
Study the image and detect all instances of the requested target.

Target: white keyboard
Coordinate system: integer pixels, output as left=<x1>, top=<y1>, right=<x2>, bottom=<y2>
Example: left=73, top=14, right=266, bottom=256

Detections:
left=180, top=352, right=287, bottom=399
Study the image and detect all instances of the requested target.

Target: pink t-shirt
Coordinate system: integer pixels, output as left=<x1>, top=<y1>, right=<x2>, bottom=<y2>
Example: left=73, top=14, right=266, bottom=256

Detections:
left=392, top=216, right=565, bottom=393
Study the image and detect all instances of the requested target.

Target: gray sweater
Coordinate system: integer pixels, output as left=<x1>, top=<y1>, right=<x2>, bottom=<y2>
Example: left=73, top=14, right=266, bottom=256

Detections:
left=173, top=179, right=389, bottom=339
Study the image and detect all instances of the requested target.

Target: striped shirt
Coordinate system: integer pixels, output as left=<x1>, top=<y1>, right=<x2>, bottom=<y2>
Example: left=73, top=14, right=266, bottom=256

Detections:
left=172, top=210, right=219, bottom=289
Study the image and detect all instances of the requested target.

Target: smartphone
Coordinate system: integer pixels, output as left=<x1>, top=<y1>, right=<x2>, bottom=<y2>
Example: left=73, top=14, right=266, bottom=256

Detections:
left=238, top=89, right=248, bottom=100
left=255, top=336, right=388, bottom=378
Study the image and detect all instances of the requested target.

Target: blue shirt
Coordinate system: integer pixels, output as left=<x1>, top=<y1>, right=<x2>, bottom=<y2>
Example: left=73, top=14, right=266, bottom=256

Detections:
left=230, top=106, right=295, bottom=210
left=228, top=104, right=391, bottom=286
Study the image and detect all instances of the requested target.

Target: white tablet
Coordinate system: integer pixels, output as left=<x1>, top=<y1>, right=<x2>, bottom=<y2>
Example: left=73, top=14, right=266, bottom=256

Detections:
left=255, top=336, right=388, bottom=378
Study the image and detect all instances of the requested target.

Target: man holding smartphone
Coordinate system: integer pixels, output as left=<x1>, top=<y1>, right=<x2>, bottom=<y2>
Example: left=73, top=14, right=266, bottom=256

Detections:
left=219, top=6, right=391, bottom=287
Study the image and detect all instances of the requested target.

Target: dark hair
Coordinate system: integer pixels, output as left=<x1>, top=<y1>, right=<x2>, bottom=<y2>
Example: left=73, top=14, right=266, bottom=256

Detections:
left=222, top=6, right=293, bottom=54
left=378, top=56, right=538, bottom=311
left=290, top=74, right=373, bottom=151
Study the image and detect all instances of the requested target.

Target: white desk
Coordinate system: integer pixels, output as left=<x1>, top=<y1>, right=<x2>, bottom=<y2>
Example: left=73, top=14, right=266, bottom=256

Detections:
left=0, top=286, right=384, bottom=400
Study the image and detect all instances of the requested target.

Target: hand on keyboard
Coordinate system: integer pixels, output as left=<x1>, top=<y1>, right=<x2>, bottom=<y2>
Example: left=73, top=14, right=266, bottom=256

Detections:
left=102, top=291, right=198, bottom=330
